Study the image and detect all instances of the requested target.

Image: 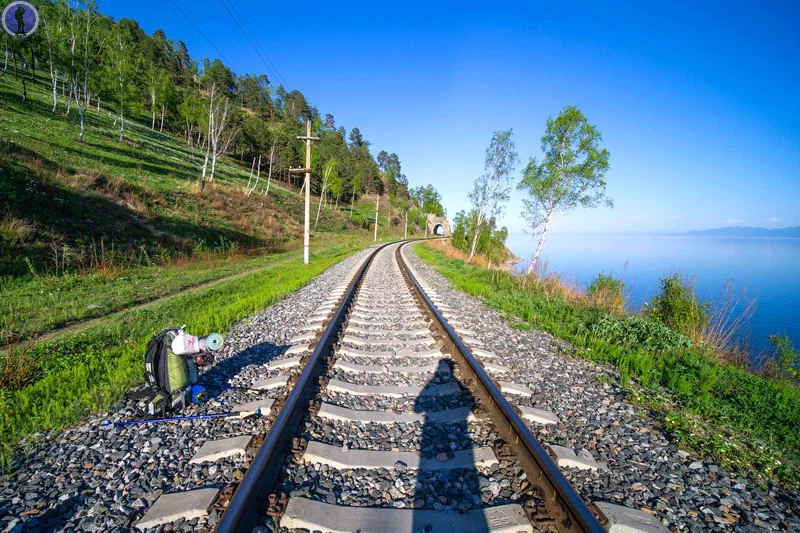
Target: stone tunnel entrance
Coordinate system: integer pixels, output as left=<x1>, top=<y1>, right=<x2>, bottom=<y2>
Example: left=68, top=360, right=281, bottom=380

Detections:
left=425, top=214, right=451, bottom=237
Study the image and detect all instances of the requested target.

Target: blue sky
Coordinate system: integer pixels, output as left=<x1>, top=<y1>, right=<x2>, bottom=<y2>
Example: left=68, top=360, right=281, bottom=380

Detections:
left=101, top=0, right=800, bottom=234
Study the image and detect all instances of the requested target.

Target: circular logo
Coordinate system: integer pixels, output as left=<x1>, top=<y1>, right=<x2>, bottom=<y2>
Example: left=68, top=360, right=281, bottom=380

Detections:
left=2, top=1, right=40, bottom=39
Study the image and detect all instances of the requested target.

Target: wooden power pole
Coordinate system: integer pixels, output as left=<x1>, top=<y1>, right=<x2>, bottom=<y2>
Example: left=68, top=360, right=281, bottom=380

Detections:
left=374, top=193, right=379, bottom=242
left=290, top=119, right=319, bottom=264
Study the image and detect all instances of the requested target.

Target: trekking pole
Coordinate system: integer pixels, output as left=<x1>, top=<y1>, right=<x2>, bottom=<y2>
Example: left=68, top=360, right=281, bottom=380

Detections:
left=101, top=409, right=262, bottom=427
left=199, top=383, right=265, bottom=394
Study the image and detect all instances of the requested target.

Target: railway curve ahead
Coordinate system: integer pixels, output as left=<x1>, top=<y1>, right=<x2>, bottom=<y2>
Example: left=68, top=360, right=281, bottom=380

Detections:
left=215, top=241, right=618, bottom=533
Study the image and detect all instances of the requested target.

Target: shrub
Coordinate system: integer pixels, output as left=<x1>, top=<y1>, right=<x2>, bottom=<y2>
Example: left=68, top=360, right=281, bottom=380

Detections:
left=768, top=334, right=799, bottom=382
left=590, top=315, right=693, bottom=353
left=0, top=213, right=35, bottom=246
left=646, top=274, right=710, bottom=340
left=586, top=272, right=626, bottom=314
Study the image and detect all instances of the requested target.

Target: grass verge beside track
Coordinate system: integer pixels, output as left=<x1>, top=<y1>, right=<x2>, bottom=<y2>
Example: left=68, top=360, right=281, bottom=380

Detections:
left=414, top=242, right=800, bottom=487
left=0, top=240, right=367, bottom=465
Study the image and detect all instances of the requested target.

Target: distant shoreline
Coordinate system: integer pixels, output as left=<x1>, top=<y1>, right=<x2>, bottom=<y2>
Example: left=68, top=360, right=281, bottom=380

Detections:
left=507, top=232, right=800, bottom=239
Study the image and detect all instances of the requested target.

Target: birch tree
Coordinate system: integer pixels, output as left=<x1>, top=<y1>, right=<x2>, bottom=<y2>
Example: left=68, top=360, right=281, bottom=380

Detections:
left=144, top=66, right=174, bottom=132
left=41, top=1, right=66, bottom=112
left=350, top=173, right=362, bottom=218
left=329, top=172, right=344, bottom=210
left=66, top=1, right=99, bottom=142
left=315, top=158, right=337, bottom=230
left=517, top=105, right=611, bottom=275
left=261, top=136, right=278, bottom=197
left=467, top=129, right=518, bottom=260
left=105, top=21, right=139, bottom=142
left=200, top=85, right=237, bottom=189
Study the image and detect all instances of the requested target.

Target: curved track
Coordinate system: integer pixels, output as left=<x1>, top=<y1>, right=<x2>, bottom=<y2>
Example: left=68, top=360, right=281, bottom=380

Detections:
left=215, top=241, right=606, bottom=532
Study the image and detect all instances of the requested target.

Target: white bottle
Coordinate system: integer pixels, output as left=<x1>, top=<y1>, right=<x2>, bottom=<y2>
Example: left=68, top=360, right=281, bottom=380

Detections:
left=172, top=326, right=223, bottom=355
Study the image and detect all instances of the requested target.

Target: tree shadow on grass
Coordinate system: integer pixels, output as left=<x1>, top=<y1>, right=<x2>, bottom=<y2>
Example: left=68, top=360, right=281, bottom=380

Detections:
left=0, top=145, right=264, bottom=276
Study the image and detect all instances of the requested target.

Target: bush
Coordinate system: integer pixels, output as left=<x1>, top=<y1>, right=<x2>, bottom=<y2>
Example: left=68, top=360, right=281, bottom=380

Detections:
left=590, top=315, right=693, bottom=353
left=586, top=272, right=626, bottom=314
left=768, top=334, right=799, bottom=381
left=646, top=274, right=710, bottom=339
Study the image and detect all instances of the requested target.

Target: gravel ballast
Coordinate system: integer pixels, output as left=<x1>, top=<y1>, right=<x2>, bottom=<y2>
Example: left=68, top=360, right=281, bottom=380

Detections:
left=3, top=241, right=798, bottom=532
left=404, top=244, right=800, bottom=532
left=0, top=248, right=374, bottom=533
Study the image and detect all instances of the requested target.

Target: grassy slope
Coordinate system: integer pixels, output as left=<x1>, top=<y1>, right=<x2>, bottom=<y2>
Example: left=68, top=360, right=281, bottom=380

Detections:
left=415, top=242, right=800, bottom=487
left=0, top=75, right=420, bottom=459
left=0, top=75, right=416, bottom=345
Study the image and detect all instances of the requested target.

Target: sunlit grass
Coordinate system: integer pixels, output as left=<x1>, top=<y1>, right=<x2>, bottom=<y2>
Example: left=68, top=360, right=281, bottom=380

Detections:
left=415, top=242, right=800, bottom=487
left=0, top=240, right=366, bottom=464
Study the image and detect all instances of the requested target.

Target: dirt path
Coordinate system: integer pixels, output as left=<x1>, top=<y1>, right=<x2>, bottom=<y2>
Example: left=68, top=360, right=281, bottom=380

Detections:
left=2, top=251, right=301, bottom=354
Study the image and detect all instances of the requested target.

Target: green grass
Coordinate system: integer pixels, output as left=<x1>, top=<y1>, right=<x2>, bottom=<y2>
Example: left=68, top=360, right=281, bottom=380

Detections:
left=0, top=234, right=365, bottom=347
left=0, top=249, right=292, bottom=345
left=0, top=74, right=419, bottom=462
left=0, top=75, right=401, bottom=278
left=0, top=239, right=368, bottom=463
left=415, top=242, right=800, bottom=487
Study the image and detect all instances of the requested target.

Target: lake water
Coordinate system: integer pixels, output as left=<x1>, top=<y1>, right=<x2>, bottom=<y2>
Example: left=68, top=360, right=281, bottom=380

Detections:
left=505, top=233, right=800, bottom=358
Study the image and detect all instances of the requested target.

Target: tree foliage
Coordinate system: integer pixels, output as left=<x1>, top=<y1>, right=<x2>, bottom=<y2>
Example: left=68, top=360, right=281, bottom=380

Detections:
left=450, top=210, right=510, bottom=267
left=517, top=105, right=611, bottom=274
left=14, top=0, right=433, bottom=216
left=467, top=129, right=518, bottom=260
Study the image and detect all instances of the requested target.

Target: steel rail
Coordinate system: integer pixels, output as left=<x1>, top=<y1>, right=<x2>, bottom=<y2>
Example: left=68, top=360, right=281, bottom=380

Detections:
left=215, top=240, right=401, bottom=532
left=396, top=242, right=606, bottom=533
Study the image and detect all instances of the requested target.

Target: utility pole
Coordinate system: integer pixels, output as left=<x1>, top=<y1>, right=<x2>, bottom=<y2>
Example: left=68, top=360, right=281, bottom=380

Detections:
left=290, top=119, right=319, bottom=264
left=374, top=193, right=379, bottom=242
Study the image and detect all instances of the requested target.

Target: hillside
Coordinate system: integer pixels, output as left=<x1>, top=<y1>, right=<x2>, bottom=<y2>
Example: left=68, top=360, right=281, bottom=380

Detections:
left=0, top=74, right=424, bottom=347
left=678, top=226, right=800, bottom=238
left=0, top=75, right=414, bottom=277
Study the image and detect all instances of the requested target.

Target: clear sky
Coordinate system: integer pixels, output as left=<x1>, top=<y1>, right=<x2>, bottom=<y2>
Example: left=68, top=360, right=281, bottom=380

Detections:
left=100, top=0, right=800, bottom=234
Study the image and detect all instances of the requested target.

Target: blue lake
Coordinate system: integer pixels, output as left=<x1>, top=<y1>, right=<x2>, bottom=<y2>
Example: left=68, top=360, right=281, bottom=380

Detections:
left=505, top=233, right=800, bottom=358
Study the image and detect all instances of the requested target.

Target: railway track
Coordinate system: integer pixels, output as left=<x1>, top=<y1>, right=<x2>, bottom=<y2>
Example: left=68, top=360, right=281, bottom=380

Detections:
left=124, top=240, right=671, bottom=532
left=1, top=239, right=790, bottom=532
left=209, top=241, right=607, bottom=533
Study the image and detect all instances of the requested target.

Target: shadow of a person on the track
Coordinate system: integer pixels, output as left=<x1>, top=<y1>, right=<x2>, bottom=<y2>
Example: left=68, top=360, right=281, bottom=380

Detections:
left=411, top=358, right=490, bottom=533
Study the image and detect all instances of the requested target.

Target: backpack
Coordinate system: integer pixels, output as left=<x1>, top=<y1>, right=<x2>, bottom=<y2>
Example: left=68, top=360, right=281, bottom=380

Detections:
left=141, top=328, right=199, bottom=416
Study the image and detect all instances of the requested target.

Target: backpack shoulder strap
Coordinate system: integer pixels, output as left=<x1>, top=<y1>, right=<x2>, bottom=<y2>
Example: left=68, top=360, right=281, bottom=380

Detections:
left=144, top=328, right=178, bottom=391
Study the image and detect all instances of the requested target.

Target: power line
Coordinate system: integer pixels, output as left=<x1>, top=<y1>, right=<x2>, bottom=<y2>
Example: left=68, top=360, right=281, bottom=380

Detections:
left=167, top=0, right=241, bottom=77
left=216, top=0, right=279, bottom=83
left=220, top=0, right=289, bottom=88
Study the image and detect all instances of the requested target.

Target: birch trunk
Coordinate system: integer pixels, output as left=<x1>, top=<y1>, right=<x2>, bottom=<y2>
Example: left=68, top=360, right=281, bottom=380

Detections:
left=467, top=209, right=484, bottom=260
left=77, top=104, right=85, bottom=142
left=245, top=156, right=256, bottom=191
left=52, top=70, right=58, bottom=112
left=66, top=84, right=73, bottom=114
left=263, top=141, right=276, bottom=196
left=248, top=155, right=261, bottom=196
left=525, top=211, right=553, bottom=276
